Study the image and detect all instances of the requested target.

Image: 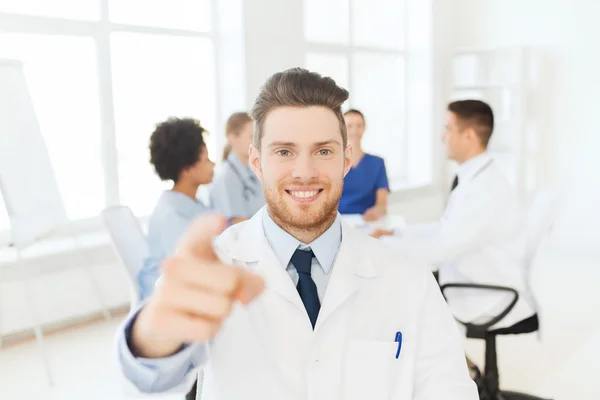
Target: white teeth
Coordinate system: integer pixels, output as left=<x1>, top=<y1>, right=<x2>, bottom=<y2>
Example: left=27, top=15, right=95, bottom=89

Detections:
left=290, top=190, right=318, bottom=198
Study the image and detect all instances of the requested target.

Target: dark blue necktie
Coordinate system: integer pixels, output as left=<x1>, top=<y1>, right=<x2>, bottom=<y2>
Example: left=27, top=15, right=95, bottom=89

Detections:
left=291, top=248, right=320, bottom=328
left=450, top=175, right=459, bottom=192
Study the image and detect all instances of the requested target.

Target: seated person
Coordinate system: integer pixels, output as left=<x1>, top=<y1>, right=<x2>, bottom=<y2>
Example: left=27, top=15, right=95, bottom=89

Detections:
left=372, top=100, right=535, bottom=329
left=209, top=112, right=265, bottom=221
left=138, top=118, right=215, bottom=301
left=338, top=109, right=389, bottom=221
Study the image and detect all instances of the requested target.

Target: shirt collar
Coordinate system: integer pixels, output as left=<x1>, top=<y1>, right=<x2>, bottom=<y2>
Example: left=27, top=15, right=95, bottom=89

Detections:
left=457, top=151, right=492, bottom=183
left=261, top=209, right=342, bottom=275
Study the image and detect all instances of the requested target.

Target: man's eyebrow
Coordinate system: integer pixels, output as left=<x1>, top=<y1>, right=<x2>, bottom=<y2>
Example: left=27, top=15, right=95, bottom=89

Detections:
left=267, top=140, right=342, bottom=149
left=314, top=140, right=342, bottom=147
left=268, top=141, right=297, bottom=148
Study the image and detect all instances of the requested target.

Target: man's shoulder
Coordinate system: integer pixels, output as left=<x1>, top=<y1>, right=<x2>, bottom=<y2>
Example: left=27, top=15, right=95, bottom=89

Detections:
left=212, top=217, right=255, bottom=259
left=473, top=165, right=521, bottom=207
left=147, top=193, right=184, bottom=227
left=476, top=162, right=513, bottom=187
left=215, top=218, right=248, bottom=241
left=365, top=153, right=386, bottom=165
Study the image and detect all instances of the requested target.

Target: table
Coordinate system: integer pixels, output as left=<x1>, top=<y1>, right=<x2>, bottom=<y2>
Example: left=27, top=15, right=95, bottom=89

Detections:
left=339, top=214, right=407, bottom=235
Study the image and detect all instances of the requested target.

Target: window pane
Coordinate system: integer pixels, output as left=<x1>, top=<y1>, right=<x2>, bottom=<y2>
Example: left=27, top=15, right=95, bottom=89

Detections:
left=406, top=53, right=433, bottom=187
left=351, top=0, right=405, bottom=50
left=108, top=0, right=211, bottom=31
left=111, top=33, right=216, bottom=216
left=305, top=53, right=349, bottom=91
left=0, top=0, right=99, bottom=20
left=0, top=33, right=104, bottom=220
left=304, top=0, right=349, bottom=44
left=351, top=53, right=405, bottom=183
left=452, top=54, right=485, bottom=87
left=405, top=0, right=431, bottom=49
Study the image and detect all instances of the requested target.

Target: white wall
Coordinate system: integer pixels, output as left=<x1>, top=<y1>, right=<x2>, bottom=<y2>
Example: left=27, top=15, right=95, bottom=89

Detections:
left=243, top=0, right=305, bottom=106
left=0, top=240, right=129, bottom=338
left=438, top=0, right=599, bottom=254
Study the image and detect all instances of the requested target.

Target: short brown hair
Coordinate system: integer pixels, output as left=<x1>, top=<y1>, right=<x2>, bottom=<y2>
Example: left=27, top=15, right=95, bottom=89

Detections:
left=448, top=100, right=494, bottom=147
left=249, top=68, right=349, bottom=151
left=222, top=112, right=252, bottom=160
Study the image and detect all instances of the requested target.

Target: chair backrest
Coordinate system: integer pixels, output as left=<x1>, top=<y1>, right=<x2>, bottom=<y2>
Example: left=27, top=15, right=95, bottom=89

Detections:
left=101, top=206, right=148, bottom=305
left=523, top=186, right=563, bottom=333
left=525, top=186, right=562, bottom=265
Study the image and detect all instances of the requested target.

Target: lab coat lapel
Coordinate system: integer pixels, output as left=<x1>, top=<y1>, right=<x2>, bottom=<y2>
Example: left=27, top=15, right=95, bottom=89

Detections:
left=222, top=211, right=312, bottom=391
left=316, top=221, right=377, bottom=330
left=228, top=209, right=306, bottom=314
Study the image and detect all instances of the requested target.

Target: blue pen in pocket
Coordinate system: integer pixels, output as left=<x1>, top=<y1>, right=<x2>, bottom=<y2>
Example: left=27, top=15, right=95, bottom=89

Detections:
left=395, top=331, right=403, bottom=359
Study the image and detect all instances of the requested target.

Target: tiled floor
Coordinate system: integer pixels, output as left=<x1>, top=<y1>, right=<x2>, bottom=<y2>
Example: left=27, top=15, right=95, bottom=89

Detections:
left=0, top=248, right=598, bottom=400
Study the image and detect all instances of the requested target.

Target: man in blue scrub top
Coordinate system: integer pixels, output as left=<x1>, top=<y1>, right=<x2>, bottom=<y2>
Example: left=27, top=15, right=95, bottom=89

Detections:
left=338, top=109, right=390, bottom=221
left=138, top=118, right=215, bottom=301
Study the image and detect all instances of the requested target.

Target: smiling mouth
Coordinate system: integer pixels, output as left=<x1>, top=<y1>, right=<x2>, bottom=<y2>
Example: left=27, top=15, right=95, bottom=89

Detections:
left=285, top=189, right=324, bottom=202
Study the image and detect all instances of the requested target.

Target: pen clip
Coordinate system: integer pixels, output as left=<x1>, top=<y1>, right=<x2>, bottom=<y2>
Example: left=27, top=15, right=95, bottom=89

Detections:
left=395, top=331, right=402, bottom=359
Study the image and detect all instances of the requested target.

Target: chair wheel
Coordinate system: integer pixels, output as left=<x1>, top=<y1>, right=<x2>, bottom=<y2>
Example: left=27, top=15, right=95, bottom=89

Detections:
left=468, top=363, right=493, bottom=399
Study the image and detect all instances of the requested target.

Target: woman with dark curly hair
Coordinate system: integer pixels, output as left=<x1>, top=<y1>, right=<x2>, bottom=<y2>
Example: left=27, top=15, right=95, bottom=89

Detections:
left=138, top=117, right=215, bottom=300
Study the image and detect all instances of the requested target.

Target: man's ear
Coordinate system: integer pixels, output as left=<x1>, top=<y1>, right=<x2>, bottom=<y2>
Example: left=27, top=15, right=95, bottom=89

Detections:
left=466, top=127, right=479, bottom=144
left=249, top=144, right=263, bottom=181
left=343, top=143, right=353, bottom=177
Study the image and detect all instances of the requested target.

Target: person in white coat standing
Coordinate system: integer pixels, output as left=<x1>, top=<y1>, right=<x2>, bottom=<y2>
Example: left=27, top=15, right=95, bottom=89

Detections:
left=115, top=68, right=478, bottom=400
left=372, top=100, right=536, bottom=330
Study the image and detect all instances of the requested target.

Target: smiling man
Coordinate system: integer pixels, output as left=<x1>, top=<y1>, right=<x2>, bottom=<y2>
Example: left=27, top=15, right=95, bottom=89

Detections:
left=115, top=68, right=477, bottom=400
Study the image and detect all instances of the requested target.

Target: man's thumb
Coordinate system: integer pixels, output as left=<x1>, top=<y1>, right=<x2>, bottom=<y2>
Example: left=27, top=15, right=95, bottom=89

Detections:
left=177, top=213, right=228, bottom=259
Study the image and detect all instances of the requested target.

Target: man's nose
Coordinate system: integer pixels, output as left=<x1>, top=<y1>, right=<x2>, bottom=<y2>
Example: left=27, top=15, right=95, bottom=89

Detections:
left=291, top=153, right=317, bottom=181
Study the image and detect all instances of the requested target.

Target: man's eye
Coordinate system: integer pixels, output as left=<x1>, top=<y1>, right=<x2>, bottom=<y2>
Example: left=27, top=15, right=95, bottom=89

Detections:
left=319, top=149, right=331, bottom=156
left=277, top=150, right=291, bottom=156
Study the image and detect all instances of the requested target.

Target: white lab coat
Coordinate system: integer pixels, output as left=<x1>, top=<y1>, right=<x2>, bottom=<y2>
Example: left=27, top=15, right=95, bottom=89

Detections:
left=121, top=209, right=477, bottom=399
left=383, top=155, right=536, bottom=329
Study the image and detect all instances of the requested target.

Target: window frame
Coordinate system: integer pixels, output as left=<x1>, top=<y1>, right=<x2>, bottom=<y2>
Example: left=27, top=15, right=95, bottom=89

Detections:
left=0, top=0, right=221, bottom=243
left=304, top=0, right=410, bottom=189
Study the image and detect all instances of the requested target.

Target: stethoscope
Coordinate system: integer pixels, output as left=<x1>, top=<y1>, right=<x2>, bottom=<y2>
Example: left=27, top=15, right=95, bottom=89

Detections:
left=225, top=160, right=259, bottom=201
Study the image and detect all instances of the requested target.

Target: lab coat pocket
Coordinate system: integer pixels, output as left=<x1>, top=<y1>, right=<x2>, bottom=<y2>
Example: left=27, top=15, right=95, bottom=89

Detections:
left=343, top=340, right=399, bottom=400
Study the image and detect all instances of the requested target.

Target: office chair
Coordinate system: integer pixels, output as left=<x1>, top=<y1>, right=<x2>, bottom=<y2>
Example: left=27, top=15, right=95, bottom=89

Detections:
left=100, top=205, right=148, bottom=311
left=440, top=187, right=561, bottom=400
left=441, top=283, right=549, bottom=400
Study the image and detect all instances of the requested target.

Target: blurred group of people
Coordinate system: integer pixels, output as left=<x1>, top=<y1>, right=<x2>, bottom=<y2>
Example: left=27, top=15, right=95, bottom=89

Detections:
left=137, top=106, right=392, bottom=299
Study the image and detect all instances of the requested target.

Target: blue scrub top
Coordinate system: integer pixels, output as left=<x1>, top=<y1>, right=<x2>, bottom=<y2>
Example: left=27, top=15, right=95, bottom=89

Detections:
left=138, top=190, right=210, bottom=300
left=339, top=153, right=389, bottom=214
left=209, top=153, right=265, bottom=219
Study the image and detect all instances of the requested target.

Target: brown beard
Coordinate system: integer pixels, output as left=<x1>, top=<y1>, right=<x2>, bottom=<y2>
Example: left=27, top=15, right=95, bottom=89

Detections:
left=264, top=179, right=341, bottom=242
